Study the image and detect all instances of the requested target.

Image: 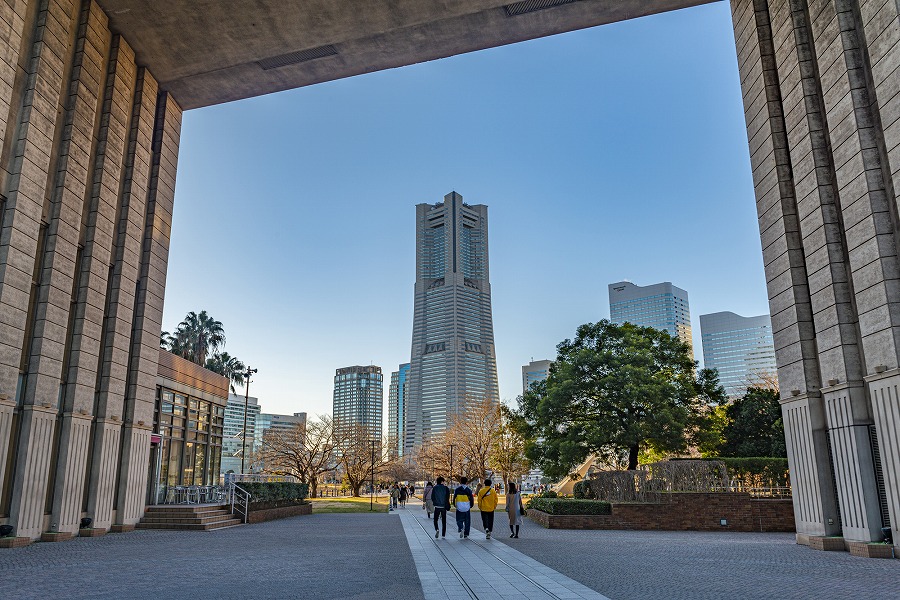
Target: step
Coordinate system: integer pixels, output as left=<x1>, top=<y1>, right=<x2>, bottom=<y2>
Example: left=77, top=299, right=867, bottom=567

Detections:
left=141, top=509, right=231, bottom=519
left=135, top=518, right=242, bottom=531
left=145, top=504, right=228, bottom=514
left=139, top=513, right=234, bottom=525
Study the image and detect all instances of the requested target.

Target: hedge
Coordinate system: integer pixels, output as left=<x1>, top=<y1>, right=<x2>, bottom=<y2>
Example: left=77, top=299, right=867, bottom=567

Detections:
left=237, top=482, right=309, bottom=505
left=527, top=497, right=611, bottom=515
left=712, top=457, right=790, bottom=488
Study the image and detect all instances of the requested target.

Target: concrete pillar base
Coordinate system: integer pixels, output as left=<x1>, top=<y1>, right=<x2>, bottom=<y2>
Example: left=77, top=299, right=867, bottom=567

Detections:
left=0, top=537, right=33, bottom=548
left=109, top=523, right=135, bottom=533
left=808, top=536, right=846, bottom=551
left=40, top=531, right=75, bottom=543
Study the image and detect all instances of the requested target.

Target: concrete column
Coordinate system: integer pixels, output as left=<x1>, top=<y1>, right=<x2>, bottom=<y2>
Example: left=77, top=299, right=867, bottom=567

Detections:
left=8, top=404, right=57, bottom=538
left=115, top=90, right=181, bottom=525
left=866, top=370, right=900, bottom=545
left=730, top=0, right=841, bottom=538
left=0, top=0, right=31, bottom=188
left=86, top=64, right=155, bottom=529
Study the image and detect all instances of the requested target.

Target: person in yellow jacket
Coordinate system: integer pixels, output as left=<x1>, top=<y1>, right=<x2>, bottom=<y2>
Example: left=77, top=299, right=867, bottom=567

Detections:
left=476, top=477, right=498, bottom=539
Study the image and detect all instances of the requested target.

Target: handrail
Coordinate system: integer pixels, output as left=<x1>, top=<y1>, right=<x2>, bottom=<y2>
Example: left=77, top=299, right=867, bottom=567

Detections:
left=228, top=482, right=252, bottom=524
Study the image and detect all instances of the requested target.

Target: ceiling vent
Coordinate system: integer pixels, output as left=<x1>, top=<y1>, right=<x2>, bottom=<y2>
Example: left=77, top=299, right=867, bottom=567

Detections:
left=503, top=0, right=579, bottom=17
left=257, top=44, right=338, bottom=70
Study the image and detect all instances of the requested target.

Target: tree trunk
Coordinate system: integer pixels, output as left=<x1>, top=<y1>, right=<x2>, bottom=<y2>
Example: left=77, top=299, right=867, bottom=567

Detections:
left=628, top=444, right=639, bottom=471
left=309, top=479, right=318, bottom=499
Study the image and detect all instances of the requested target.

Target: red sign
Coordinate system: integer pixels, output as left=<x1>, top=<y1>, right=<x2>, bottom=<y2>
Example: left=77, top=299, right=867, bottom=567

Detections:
left=150, top=434, right=161, bottom=444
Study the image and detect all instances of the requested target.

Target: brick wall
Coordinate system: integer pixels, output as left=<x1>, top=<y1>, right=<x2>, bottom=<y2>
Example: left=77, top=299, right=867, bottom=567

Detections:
left=530, top=493, right=795, bottom=532
left=247, top=502, right=312, bottom=524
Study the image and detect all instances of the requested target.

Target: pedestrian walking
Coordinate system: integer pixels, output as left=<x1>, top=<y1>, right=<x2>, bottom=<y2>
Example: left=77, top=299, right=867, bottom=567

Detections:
left=389, top=483, right=400, bottom=511
left=506, top=481, right=525, bottom=538
left=476, top=477, right=497, bottom=539
left=399, top=484, right=408, bottom=508
left=431, top=476, right=451, bottom=538
left=423, top=481, right=435, bottom=518
left=453, top=476, right=474, bottom=539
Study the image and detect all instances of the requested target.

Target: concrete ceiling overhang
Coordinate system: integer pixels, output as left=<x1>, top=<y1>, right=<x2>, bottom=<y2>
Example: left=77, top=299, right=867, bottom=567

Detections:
left=96, top=0, right=716, bottom=110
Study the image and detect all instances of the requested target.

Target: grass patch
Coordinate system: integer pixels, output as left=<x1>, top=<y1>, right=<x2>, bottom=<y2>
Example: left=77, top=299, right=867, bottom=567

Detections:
left=310, top=495, right=392, bottom=513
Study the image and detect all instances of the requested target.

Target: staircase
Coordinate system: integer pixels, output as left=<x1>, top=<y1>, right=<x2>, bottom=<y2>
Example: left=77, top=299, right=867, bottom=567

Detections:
left=137, top=505, right=242, bottom=531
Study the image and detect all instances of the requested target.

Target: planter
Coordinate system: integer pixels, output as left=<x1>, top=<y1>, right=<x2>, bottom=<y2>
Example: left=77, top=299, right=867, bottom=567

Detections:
left=40, top=531, right=75, bottom=542
left=0, top=537, right=32, bottom=548
left=109, top=524, right=135, bottom=533
left=79, top=528, right=107, bottom=538
left=848, top=542, right=897, bottom=559
left=808, top=536, right=846, bottom=551
left=247, top=501, right=311, bottom=524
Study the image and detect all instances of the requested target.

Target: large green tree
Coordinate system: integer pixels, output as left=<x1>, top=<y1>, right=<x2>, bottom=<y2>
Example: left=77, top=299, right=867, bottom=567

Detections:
left=205, top=352, right=246, bottom=394
left=518, top=320, right=725, bottom=476
left=720, top=387, right=786, bottom=457
left=162, top=310, right=226, bottom=366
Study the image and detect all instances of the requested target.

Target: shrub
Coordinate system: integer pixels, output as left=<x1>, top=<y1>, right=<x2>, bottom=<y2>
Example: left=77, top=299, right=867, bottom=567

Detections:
left=573, top=480, right=596, bottom=499
left=712, top=457, right=789, bottom=488
left=538, top=490, right=558, bottom=498
left=237, top=482, right=309, bottom=505
left=527, top=497, right=611, bottom=515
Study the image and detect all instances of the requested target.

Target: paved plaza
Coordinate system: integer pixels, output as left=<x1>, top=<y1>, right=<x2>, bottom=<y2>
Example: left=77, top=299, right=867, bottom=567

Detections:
left=4, top=509, right=899, bottom=599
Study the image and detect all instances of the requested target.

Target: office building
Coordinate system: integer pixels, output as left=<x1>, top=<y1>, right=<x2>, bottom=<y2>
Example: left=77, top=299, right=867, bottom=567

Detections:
left=608, top=281, right=693, bottom=353
left=700, top=312, right=778, bottom=398
left=255, top=412, right=308, bottom=449
left=333, top=366, right=383, bottom=441
left=522, top=359, right=552, bottom=394
left=221, top=394, right=261, bottom=475
left=406, top=192, right=500, bottom=451
left=388, top=364, right=411, bottom=457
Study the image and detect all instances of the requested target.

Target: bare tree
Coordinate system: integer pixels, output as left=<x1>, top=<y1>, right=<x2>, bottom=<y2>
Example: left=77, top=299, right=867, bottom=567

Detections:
left=448, top=396, right=502, bottom=483
left=489, top=405, right=531, bottom=486
left=257, top=415, right=337, bottom=498
left=335, top=423, right=392, bottom=496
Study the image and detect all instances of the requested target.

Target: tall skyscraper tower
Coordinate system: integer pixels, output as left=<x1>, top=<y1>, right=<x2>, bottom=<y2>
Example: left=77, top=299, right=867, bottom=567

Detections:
left=388, top=363, right=410, bottom=457
left=332, top=366, right=383, bottom=441
left=700, top=311, right=777, bottom=398
left=405, top=192, right=500, bottom=451
left=608, top=281, right=693, bottom=356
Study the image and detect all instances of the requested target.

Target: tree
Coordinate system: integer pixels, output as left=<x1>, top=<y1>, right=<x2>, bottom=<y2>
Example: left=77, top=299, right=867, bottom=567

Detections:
left=166, top=310, right=225, bottom=366
left=335, top=423, right=391, bottom=496
left=489, top=404, right=531, bottom=486
left=518, top=320, right=725, bottom=476
left=205, top=352, right=246, bottom=394
left=720, top=387, right=786, bottom=457
left=446, top=396, right=502, bottom=483
left=257, top=415, right=337, bottom=498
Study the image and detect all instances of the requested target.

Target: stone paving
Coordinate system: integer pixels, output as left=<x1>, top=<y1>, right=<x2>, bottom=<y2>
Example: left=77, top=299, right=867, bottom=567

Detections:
left=481, top=517, right=900, bottom=600
left=4, top=513, right=423, bottom=600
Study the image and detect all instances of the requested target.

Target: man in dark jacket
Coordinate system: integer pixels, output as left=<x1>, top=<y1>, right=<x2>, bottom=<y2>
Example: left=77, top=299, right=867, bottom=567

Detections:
left=452, top=477, right=475, bottom=539
left=431, top=476, right=451, bottom=538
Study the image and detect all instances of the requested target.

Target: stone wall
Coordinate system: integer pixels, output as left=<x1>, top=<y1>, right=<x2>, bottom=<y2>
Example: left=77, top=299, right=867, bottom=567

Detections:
left=529, top=493, right=795, bottom=532
left=247, top=502, right=312, bottom=524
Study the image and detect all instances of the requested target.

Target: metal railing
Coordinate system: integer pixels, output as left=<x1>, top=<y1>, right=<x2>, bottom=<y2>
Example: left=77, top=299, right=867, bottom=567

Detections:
left=229, top=483, right=251, bottom=523
left=712, top=485, right=792, bottom=499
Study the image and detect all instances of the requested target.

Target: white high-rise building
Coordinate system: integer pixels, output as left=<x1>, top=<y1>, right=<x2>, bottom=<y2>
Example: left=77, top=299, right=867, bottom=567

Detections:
left=700, top=311, right=777, bottom=398
left=522, top=359, right=552, bottom=394
left=388, top=363, right=410, bottom=457
left=222, top=394, right=261, bottom=474
left=406, top=192, right=500, bottom=451
left=333, top=365, right=383, bottom=441
left=608, top=280, right=693, bottom=356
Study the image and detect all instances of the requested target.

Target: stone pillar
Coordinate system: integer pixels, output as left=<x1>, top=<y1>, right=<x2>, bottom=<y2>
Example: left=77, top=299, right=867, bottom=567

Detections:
left=115, top=90, right=181, bottom=526
left=731, top=0, right=842, bottom=539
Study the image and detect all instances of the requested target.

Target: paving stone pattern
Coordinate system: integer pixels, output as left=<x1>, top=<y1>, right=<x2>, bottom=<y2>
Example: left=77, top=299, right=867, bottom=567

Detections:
left=4, top=514, right=423, bottom=600
left=488, top=518, right=900, bottom=600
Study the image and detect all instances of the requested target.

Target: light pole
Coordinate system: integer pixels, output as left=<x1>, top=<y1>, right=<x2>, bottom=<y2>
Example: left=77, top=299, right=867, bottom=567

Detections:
left=240, top=366, right=258, bottom=475
left=449, top=444, right=455, bottom=489
left=369, top=439, right=376, bottom=511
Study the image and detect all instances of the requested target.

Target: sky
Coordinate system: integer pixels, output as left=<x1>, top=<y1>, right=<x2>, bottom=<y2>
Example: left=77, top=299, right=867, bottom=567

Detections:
left=162, top=2, right=767, bottom=419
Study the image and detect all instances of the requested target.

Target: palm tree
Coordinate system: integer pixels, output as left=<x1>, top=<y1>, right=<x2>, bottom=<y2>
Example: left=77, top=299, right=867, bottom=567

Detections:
left=206, top=352, right=246, bottom=394
left=175, top=310, right=225, bottom=366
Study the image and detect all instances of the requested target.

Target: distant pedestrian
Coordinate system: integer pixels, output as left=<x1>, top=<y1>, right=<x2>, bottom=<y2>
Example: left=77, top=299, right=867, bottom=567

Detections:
left=477, top=477, right=498, bottom=539
left=431, top=476, right=451, bottom=538
left=424, top=481, right=435, bottom=518
left=389, top=484, right=400, bottom=511
left=453, top=476, right=475, bottom=539
left=399, top=484, right=408, bottom=508
left=506, top=481, right=525, bottom=538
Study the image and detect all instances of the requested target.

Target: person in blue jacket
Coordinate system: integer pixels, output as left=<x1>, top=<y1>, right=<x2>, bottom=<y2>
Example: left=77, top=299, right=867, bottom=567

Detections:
left=430, top=476, right=451, bottom=538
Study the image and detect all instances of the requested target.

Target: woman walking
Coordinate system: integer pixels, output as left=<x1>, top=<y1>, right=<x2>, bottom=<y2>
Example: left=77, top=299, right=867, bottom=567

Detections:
left=505, top=481, right=525, bottom=538
left=423, top=481, right=435, bottom=518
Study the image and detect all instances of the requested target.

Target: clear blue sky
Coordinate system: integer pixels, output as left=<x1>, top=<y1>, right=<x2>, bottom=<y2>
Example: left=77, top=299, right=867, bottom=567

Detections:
left=163, top=2, right=766, bottom=418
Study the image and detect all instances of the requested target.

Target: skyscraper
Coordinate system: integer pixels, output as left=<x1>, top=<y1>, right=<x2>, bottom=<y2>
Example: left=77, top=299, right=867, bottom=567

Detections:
left=522, top=359, right=552, bottom=394
left=406, top=192, right=500, bottom=451
left=608, top=281, right=693, bottom=354
left=699, top=311, right=777, bottom=398
left=332, top=366, right=383, bottom=440
left=255, top=412, right=308, bottom=450
left=222, top=393, right=261, bottom=474
left=388, top=363, right=411, bottom=457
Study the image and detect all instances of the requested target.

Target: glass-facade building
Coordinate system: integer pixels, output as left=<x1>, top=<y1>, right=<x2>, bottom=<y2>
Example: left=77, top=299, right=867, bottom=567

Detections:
left=700, top=311, right=777, bottom=397
left=388, top=363, right=410, bottom=457
left=522, top=359, right=552, bottom=394
left=406, top=192, right=500, bottom=452
left=221, top=394, right=261, bottom=474
left=333, top=365, right=383, bottom=440
left=255, top=412, right=307, bottom=449
left=608, top=281, right=693, bottom=356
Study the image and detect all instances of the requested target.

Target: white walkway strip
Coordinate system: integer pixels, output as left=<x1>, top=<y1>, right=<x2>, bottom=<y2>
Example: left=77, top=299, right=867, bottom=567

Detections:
left=398, top=509, right=612, bottom=600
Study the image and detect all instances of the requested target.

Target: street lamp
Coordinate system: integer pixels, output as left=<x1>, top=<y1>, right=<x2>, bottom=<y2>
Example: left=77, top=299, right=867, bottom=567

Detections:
left=369, top=439, right=377, bottom=511
left=449, top=444, right=455, bottom=488
left=240, top=366, right=258, bottom=475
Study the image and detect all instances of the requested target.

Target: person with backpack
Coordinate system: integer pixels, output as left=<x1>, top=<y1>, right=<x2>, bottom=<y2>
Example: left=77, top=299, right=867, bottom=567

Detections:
left=389, top=483, right=399, bottom=511
left=452, top=476, right=475, bottom=539
left=399, top=484, right=408, bottom=508
left=476, top=477, right=498, bottom=539
left=431, top=476, right=451, bottom=538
